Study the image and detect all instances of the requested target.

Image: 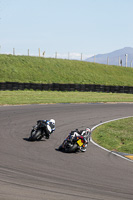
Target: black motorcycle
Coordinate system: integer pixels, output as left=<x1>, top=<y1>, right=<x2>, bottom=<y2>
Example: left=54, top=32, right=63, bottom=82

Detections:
left=29, top=120, right=47, bottom=141
left=58, top=134, right=88, bottom=153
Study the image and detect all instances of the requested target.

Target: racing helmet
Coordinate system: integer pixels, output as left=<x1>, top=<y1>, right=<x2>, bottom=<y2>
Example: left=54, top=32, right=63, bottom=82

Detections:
left=85, top=128, right=91, bottom=133
left=49, top=119, right=55, bottom=125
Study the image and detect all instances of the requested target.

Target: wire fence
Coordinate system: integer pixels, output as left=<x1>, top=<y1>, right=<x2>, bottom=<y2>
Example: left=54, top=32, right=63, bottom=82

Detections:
left=0, top=47, right=88, bottom=61
left=0, top=47, right=132, bottom=67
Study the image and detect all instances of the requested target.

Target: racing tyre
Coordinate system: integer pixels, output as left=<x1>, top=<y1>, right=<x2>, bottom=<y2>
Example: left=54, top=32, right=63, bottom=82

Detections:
left=64, top=143, right=78, bottom=153
left=29, top=129, right=43, bottom=141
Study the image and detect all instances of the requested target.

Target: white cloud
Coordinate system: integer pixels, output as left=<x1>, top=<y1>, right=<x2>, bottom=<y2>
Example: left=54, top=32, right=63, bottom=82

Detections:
left=48, top=52, right=94, bottom=60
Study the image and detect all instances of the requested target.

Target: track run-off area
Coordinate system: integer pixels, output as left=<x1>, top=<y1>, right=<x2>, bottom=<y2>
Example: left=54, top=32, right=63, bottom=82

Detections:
left=0, top=103, right=133, bottom=200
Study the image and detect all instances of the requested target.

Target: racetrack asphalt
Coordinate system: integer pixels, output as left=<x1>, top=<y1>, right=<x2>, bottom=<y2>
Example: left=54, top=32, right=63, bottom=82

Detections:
left=0, top=103, right=133, bottom=200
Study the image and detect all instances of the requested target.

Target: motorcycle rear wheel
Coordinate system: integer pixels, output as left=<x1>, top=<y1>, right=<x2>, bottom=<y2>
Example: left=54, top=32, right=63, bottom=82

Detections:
left=64, top=143, right=78, bottom=153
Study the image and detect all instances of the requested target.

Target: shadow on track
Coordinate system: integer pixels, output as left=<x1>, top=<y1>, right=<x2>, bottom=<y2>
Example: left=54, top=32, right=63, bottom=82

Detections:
left=23, top=137, right=46, bottom=142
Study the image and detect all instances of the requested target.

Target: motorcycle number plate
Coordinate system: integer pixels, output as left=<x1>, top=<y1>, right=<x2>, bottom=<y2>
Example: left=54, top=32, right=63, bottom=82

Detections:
left=77, top=139, right=83, bottom=146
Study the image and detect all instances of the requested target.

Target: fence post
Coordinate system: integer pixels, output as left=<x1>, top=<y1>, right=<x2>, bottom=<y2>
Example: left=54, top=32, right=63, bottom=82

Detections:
left=125, top=54, right=128, bottom=67
left=13, top=48, right=15, bottom=55
left=38, top=48, right=40, bottom=57
left=55, top=52, right=57, bottom=59
left=81, top=53, right=82, bottom=61
left=107, top=57, right=109, bottom=65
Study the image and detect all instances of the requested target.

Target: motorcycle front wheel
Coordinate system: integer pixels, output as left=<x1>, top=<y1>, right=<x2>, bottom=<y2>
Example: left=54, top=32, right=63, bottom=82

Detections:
left=29, top=129, right=43, bottom=141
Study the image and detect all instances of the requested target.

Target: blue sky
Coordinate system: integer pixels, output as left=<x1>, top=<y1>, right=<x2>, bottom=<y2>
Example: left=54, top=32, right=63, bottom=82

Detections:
left=0, top=0, right=133, bottom=59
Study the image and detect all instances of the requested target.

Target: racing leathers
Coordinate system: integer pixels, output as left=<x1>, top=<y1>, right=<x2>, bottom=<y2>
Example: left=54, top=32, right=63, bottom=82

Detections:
left=37, top=119, right=55, bottom=139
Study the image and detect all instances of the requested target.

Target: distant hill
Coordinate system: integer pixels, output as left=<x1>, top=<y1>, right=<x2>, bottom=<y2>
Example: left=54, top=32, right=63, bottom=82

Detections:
left=86, top=47, right=133, bottom=67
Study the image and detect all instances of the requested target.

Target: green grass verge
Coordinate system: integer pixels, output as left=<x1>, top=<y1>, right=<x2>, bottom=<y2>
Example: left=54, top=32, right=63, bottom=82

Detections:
left=92, top=117, right=133, bottom=154
left=0, top=90, right=133, bottom=105
left=1, top=54, right=133, bottom=86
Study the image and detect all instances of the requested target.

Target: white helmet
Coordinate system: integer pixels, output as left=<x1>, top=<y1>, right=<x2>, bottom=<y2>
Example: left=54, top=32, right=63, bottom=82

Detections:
left=86, top=128, right=91, bottom=133
left=50, top=119, right=55, bottom=125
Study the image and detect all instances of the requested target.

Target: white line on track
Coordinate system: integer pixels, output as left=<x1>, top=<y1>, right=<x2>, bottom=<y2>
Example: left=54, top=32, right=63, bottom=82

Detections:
left=90, top=116, right=133, bottom=163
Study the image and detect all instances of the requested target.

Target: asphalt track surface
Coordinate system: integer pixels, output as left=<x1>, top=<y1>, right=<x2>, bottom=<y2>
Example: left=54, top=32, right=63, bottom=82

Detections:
left=0, top=103, right=133, bottom=200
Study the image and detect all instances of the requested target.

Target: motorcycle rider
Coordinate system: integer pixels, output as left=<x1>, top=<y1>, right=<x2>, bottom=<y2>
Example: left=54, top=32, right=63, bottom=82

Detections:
left=69, top=128, right=91, bottom=152
left=37, top=119, right=55, bottom=139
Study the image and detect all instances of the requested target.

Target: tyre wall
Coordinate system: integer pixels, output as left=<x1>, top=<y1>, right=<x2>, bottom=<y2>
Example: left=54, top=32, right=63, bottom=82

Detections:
left=0, top=82, right=133, bottom=94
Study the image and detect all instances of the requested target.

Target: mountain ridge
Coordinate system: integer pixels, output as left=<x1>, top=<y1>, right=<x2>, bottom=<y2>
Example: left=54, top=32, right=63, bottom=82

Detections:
left=86, top=47, right=133, bottom=67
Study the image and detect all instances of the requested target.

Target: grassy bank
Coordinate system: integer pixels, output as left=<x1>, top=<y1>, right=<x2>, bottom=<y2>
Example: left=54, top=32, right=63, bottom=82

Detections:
left=0, top=90, right=133, bottom=105
left=92, top=117, right=133, bottom=154
left=1, top=54, right=133, bottom=86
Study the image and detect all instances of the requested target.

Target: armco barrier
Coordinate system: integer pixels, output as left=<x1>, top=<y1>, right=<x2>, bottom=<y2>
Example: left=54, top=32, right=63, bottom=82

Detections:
left=0, top=82, right=133, bottom=94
